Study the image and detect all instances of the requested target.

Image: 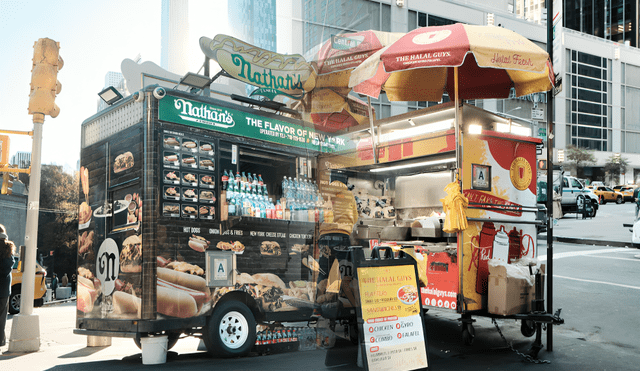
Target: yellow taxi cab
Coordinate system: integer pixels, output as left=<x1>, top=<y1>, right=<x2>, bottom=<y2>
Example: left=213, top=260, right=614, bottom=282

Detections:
left=587, top=185, right=625, bottom=204
left=613, top=185, right=637, bottom=202
left=10, top=259, right=48, bottom=314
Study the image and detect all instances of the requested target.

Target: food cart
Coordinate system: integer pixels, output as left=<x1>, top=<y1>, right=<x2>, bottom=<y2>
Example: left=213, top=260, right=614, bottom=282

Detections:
left=317, top=101, right=563, bottom=351
left=74, top=85, right=359, bottom=358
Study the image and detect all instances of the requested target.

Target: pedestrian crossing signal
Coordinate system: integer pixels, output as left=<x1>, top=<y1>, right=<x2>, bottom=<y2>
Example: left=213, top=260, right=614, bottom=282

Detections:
left=537, top=160, right=547, bottom=170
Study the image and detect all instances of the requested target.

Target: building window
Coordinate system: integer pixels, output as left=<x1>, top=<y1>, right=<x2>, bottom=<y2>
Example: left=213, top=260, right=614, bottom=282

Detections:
left=567, top=49, right=610, bottom=151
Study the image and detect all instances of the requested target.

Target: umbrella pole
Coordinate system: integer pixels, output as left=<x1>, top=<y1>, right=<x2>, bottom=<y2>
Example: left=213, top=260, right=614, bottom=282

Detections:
left=367, top=96, right=378, bottom=164
left=454, top=66, right=460, bottom=175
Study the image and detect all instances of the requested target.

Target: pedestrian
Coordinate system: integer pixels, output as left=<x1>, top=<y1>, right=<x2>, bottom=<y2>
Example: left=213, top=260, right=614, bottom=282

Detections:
left=0, top=224, right=16, bottom=349
left=61, top=273, right=68, bottom=288
left=51, top=273, right=58, bottom=300
left=71, top=273, right=77, bottom=296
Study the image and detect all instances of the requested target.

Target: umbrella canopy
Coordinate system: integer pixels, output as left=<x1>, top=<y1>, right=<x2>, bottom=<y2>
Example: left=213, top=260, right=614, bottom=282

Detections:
left=312, top=30, right=405, bottom=93
left=295, top=88, right=373, bottom=133
left=349, top=23, right=554, bottom=101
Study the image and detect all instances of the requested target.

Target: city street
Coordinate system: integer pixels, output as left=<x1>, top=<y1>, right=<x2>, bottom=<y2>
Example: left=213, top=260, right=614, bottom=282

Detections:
left=2, top=204, right=639, bottom=370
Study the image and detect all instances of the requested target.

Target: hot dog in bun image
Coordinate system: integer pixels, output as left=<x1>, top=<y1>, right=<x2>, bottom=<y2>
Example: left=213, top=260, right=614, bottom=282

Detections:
left=157, top=267, right=210, bottom=317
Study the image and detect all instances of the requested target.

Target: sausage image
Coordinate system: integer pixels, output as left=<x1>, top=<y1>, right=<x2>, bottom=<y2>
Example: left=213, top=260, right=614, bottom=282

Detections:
left=157, top=267, right=207, bottom=292
left=112, top=291, right=141, bottom=315
left=157, top=285, right=198, bottom=318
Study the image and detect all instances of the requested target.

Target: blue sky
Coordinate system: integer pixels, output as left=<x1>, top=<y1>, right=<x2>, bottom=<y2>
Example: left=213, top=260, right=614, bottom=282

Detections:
left=0, top=0, right=226, bottom=170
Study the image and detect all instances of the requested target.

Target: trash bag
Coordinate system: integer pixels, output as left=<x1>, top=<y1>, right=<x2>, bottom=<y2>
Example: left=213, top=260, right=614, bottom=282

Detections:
left=440, top=181, right=469, bottom=233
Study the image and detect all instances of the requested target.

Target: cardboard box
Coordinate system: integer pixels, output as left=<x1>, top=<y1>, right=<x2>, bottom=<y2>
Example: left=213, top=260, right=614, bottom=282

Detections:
left=487, top=260, right=537, bottom=316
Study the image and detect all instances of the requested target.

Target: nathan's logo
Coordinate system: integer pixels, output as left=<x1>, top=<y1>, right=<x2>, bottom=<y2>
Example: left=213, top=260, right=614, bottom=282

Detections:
left=231, top=53, right=304, bottom=94
left=200, top=34, right=315, bottom=99
left=173, top=98, right=235, bottom=129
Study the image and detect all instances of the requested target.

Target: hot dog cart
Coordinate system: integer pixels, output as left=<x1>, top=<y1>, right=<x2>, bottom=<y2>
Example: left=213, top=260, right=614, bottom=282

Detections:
left=74, top=85, right=357, bottom=357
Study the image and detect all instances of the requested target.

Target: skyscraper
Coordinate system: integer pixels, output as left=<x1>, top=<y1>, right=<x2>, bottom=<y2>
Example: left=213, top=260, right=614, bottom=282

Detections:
left=563, top=0, right=639, bottom=47
left=161, top=0, right=189, bottom=74
left=228, top=0, right=277, bottom=52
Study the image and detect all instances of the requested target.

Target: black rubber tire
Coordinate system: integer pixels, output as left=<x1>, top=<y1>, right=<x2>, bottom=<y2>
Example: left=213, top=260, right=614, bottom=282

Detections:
left=462, top=323, right=475, bottom=345
left=203, top=301, right=256, bottom=358
left=617, top=196, right=623, bottom=204
left=521, top=320, right=536, bottom=337
left=134, top=332, right=181, bottom=350
left=589, top=202, right=597, bottom=217
left=9, top=291, right=20, bottom=314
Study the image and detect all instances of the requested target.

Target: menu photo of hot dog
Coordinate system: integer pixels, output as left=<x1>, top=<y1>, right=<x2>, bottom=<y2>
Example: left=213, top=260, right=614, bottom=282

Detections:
left=182, top=154, right=197, bottom=167
left=113, top=151, right=134, bottom=173
left=199, top=157, right=214, bottom=170
left=181, top=138, right=198, bottom=152
left=164, top=136, right=180, bottom=148
left=199, top=141, right=214, bottom=154
left=164, top=151, right=180, bottom=166
left=188, top=235, right=210, bottom=252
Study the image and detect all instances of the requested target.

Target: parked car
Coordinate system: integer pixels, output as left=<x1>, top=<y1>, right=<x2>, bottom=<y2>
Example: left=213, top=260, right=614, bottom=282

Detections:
left=613, top=185, right=637, bottom=202
left=10, top=260, right=48, bottom=314
left=587, top=185, right=624, bottom=204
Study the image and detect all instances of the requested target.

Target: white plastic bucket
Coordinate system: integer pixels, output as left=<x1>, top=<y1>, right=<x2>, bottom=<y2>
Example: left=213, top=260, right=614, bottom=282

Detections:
left=141, top=335, right=168, bottom=365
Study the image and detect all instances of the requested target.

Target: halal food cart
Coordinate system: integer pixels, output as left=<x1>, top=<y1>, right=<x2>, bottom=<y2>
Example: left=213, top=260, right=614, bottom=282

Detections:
left=74, top=85, right=362, bottom=357
left=317, top=101, right=563, bottom=349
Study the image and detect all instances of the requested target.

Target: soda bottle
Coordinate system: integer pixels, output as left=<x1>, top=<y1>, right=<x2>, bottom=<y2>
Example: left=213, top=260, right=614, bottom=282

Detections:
left=247, top=173, right=253, bottom=185
left=258, top=174, right=264, bottom=186
left=241, top=172, right=248, bottom=185
left=253, top=173, right=259, bottom=186
left=222, top=169, right=229, bottom=190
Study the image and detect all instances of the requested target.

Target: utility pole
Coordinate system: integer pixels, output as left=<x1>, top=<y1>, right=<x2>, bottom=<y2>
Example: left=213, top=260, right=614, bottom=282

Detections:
left=9, top=37, right=63, bottom=353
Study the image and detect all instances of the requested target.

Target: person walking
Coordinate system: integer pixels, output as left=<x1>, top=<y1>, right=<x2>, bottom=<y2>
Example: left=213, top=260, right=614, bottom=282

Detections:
left=51, top=273, right=58, bottom=300
left=0, top=224, right=16, bottom=349
left=71, top=273, right=77, bottom=296
left=61, top=273, right=68, bottom=288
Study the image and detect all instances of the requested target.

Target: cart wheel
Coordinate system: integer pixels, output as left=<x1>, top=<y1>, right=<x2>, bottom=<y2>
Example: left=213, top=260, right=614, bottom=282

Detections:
left=520, top=320, right=536, bottom=337
left=203, top=300, right=256, bottom=358
left=462, top=323, right=475, bottom=345
left=134, top=332, right=181, bottom=350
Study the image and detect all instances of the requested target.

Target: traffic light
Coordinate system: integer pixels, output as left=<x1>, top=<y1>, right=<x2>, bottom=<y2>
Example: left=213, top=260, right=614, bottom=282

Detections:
left=1, top=172, right=15, bottom=195
left=28, top=38, right=63, bottom=121
left=537, top=159, right=547, bottom=170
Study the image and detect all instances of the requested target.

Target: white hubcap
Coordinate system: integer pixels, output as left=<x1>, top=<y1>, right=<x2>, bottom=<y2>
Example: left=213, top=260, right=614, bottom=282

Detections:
left=219, top=311, right=249, bottom=349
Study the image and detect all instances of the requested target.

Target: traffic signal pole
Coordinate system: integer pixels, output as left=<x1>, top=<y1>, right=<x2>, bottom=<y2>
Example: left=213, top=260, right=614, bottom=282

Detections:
left=8, top=118, right=43, bottom=352
left=9, top=37, right=62, bottom=353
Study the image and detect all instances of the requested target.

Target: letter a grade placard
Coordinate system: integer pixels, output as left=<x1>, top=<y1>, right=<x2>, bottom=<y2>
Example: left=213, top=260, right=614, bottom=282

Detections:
left=352, top=247, right=429, bottom=371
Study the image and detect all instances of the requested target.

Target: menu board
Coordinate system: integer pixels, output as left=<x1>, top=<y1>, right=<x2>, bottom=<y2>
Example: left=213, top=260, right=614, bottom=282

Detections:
left=357, top=264, right=429, bottom=371
left=161, top=130, right=217, bottom=221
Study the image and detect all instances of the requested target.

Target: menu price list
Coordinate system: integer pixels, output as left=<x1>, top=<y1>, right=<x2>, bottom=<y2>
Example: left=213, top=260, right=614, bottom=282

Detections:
left=161, top=131, right=217, bottom=221
left=358, top=265, right=428, bottom=371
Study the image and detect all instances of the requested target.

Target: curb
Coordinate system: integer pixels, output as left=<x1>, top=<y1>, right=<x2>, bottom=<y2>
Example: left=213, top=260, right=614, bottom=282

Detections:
left=541, top=235, right=639, bottom=248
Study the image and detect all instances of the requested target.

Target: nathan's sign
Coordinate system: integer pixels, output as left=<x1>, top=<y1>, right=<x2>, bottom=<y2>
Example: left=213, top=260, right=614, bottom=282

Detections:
left=159, top=95, right=352, bottom=153
left=200, top=35, right=315, bottom=99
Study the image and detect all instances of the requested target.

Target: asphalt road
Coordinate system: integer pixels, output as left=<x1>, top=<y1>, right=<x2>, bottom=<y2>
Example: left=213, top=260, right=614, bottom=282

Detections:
left=2, top=204, right=639, bottom=370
